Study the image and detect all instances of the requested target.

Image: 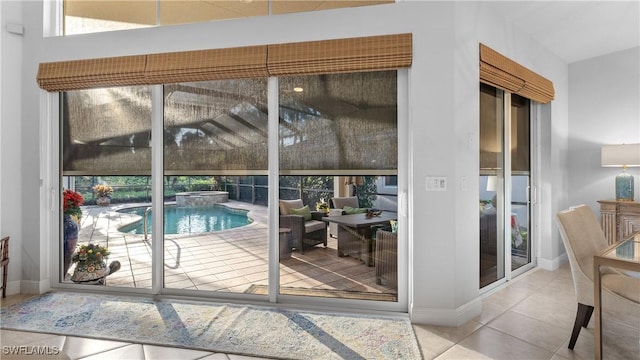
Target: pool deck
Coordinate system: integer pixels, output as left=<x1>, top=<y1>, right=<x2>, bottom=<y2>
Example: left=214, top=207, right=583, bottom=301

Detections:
left=71, top=201, right=396, bottom=300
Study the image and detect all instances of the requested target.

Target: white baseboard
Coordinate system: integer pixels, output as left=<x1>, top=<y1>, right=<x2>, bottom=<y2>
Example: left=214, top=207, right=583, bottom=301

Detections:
left=537, top=253, right=568, bottom=271
left=19, top=279, right=51, bottom=295
left=5, top=280, right=21, bottom=296
left=410, top=297, right=482, bottom=326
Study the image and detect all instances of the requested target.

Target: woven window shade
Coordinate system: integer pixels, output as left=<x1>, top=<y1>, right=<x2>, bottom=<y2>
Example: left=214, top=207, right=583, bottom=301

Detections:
left=37, top=34, right=412, bottom=92
left=479, top=44, right=554, bottom=104
left=145, top=46, right=269, bottom=83
left=267, top=33, right=412, bottom=75
left=37, top=55, right=148, bottom=92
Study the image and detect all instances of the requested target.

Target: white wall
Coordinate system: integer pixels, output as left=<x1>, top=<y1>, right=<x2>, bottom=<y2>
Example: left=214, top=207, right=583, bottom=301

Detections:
left=5, top=1, right=575, bottom=326
left=568, top=47, right=640, bottom=213
left=0, top=0, right=23, bottom=295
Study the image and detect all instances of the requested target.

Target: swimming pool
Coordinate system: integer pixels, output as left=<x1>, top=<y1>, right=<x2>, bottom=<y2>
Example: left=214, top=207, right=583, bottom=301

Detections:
left=118, top=205, right=252, bottom=235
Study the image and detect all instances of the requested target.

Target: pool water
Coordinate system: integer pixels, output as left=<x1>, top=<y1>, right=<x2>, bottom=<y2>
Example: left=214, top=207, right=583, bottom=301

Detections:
left=119, top=205, right=251, bottom=234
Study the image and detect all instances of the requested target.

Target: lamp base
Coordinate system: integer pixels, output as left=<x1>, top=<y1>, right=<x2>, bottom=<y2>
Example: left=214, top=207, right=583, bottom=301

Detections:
left=615, top=171, right=634, bottom=201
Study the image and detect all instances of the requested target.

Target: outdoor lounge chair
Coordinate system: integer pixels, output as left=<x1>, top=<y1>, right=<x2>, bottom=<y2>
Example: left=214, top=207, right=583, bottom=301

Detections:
left=279, top=199, right=327, bottom=254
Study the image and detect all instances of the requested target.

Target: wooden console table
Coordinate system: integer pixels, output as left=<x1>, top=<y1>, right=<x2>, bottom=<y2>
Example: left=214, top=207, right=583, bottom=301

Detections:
left=598, top=200, right=640, bottom=244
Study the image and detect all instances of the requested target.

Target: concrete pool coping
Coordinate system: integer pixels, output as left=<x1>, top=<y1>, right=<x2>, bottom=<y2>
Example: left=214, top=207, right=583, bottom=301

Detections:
left=110, top=200, right=268, bottom=236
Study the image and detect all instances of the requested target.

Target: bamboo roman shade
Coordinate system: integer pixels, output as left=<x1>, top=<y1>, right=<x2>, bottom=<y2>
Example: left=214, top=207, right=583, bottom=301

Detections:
left=267, top=33, right=412, bottom=75
left=37, top=34, right=412, bottom=92
left=37, top=55, right=148, bottom=92
left=145, top=46, right=269, bottom=84
left=479, top=44, right=554, bottom=104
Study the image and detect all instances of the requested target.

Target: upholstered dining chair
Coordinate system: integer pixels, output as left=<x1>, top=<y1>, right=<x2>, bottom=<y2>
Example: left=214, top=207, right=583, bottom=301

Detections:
left=279, top=199, right=327, bottom=254
left=555, top=205, right=640, bottom=349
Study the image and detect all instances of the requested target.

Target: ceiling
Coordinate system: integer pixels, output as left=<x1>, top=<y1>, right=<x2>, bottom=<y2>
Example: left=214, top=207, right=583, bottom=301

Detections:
left=64, top=1, right=638, bottom=64
left=484, top=1, right=640, bottom=64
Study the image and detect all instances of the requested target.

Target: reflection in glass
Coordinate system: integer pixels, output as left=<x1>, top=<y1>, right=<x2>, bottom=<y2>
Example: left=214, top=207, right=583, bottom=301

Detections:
left=510, top=94, right=531, bottom=271
left=479, top=85, right=532, bottom=288
left=62, top=87, right=152, bottom=174
left=164, top=80, right=268, bottom=173
left=163, top=79, right=269, bottom=294
left=61, top=87, right=153, bottom=288
left=278, top=71, right=398, bottom=301
left=479, top=84, right=505, bottom=288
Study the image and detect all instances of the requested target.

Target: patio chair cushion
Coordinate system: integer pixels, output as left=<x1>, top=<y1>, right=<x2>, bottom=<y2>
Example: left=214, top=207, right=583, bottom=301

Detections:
left=289, top=205, right=312, bottom=221
left=305, top=220, right=326, bottom=233
left=331, top=197, right=358, bottom=209
left=279, top=199, right=304, bottom=215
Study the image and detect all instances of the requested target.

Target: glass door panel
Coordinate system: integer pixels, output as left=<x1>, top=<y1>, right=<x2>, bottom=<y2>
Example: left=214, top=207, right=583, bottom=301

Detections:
left=162, top=79, right=269, bottom=293
left=278, top=72, right=399, bottom=301
left=510, top=94, right=531, bottom=271
left=479, top=84, right=505, bottom=288
left=61, top=86, right=153, bottom=288
left=479, top=85, right=532, bottom=289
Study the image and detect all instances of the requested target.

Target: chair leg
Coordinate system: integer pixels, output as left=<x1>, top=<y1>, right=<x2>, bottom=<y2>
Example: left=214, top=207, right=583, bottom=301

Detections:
left=582, top=305, right=594, bottom=328
left=568, top=303, right=594, bottom=349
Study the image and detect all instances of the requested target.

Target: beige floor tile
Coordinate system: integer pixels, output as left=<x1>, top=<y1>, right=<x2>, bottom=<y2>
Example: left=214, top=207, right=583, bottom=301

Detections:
left=510, top=292, right=577, bottom=326
left=199, top=353, right=232, bottom=359
left=142, top=344, right=214, bottom=359
left=447, top=327, right=553, bottom=359
left=487, top=310, right=571, bottom=352
left=474, top=298, right=508, bottom=325
left=62, top=336, right=131, bottom=359
left=79, top=344, right=145, bottom=359
left=482, top=284, right=531, bottom=309
left=413, top=320, right=483, bottom=359
left=550, top=354, right=572, bottom=360
left=435, top=345, right=494, bottom=359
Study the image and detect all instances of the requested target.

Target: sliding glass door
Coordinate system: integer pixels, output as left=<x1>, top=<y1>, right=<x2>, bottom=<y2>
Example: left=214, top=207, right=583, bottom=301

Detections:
left=162, top=79, right=270, bottom=294
left=277, top=71, right=400, bottom=302
left=59, top=72, right=404, bottom=309
left=479, top=83, right=533, bottom=289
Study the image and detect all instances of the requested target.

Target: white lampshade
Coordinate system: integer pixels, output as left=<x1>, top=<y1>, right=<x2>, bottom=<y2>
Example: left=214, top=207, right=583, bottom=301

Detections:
left=601, top=144, right=640, bottom=167
left=486, top=176, right=497, bottom=192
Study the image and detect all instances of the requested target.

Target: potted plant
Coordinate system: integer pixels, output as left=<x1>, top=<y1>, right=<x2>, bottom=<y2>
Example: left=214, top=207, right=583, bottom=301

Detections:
left=62, top=189, right=83, bottom=277
left=93, top=184, right=113, bottom=206
left=71, top=243, right=120, bottom=284
left=315, top=198, right=329, bottom=213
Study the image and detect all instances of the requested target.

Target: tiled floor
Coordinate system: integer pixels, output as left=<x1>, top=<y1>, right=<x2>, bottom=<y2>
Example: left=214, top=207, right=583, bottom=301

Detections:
left=2, top=263, right=638, bottom=359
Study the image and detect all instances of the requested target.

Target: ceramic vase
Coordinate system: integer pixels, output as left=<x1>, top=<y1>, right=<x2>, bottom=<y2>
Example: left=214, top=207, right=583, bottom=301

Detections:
left=96, top=197, right=111, bottom=206
left=71, top=260, right=108, bottom=283
left=63, top=214, right=79, bottom=277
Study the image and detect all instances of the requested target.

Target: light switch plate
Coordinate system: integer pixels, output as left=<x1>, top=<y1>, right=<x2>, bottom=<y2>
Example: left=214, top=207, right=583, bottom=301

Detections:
left=426, top=176, right=447, bottom=191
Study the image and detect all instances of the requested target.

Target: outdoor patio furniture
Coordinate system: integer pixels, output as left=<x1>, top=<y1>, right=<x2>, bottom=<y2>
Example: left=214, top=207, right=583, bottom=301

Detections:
left=375, top=229, right=397, bottom=289
left=323, top=211, right=396, bottom=266
left=330, top=196, right=359, bottom=212
left=279, top=199, right=327, bottom=254
left=329, top=197, right=359, bottom=238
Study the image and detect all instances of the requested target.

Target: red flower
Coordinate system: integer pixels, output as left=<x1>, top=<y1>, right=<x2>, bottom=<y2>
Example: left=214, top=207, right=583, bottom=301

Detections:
left=63, top=189, right=84, bottom=218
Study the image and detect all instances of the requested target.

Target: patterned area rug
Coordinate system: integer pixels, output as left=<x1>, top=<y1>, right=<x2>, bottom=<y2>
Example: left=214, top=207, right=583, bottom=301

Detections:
left=0, top=292, right=421, bottom=360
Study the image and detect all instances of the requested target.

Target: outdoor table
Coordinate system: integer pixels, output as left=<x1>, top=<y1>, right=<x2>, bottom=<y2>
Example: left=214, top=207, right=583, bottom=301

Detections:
left=323, top=211, right=397, bottom=266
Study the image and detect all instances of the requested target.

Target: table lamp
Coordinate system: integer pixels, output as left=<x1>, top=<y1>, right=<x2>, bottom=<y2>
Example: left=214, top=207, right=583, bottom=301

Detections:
left=601, top=144, right=640, bottom=201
